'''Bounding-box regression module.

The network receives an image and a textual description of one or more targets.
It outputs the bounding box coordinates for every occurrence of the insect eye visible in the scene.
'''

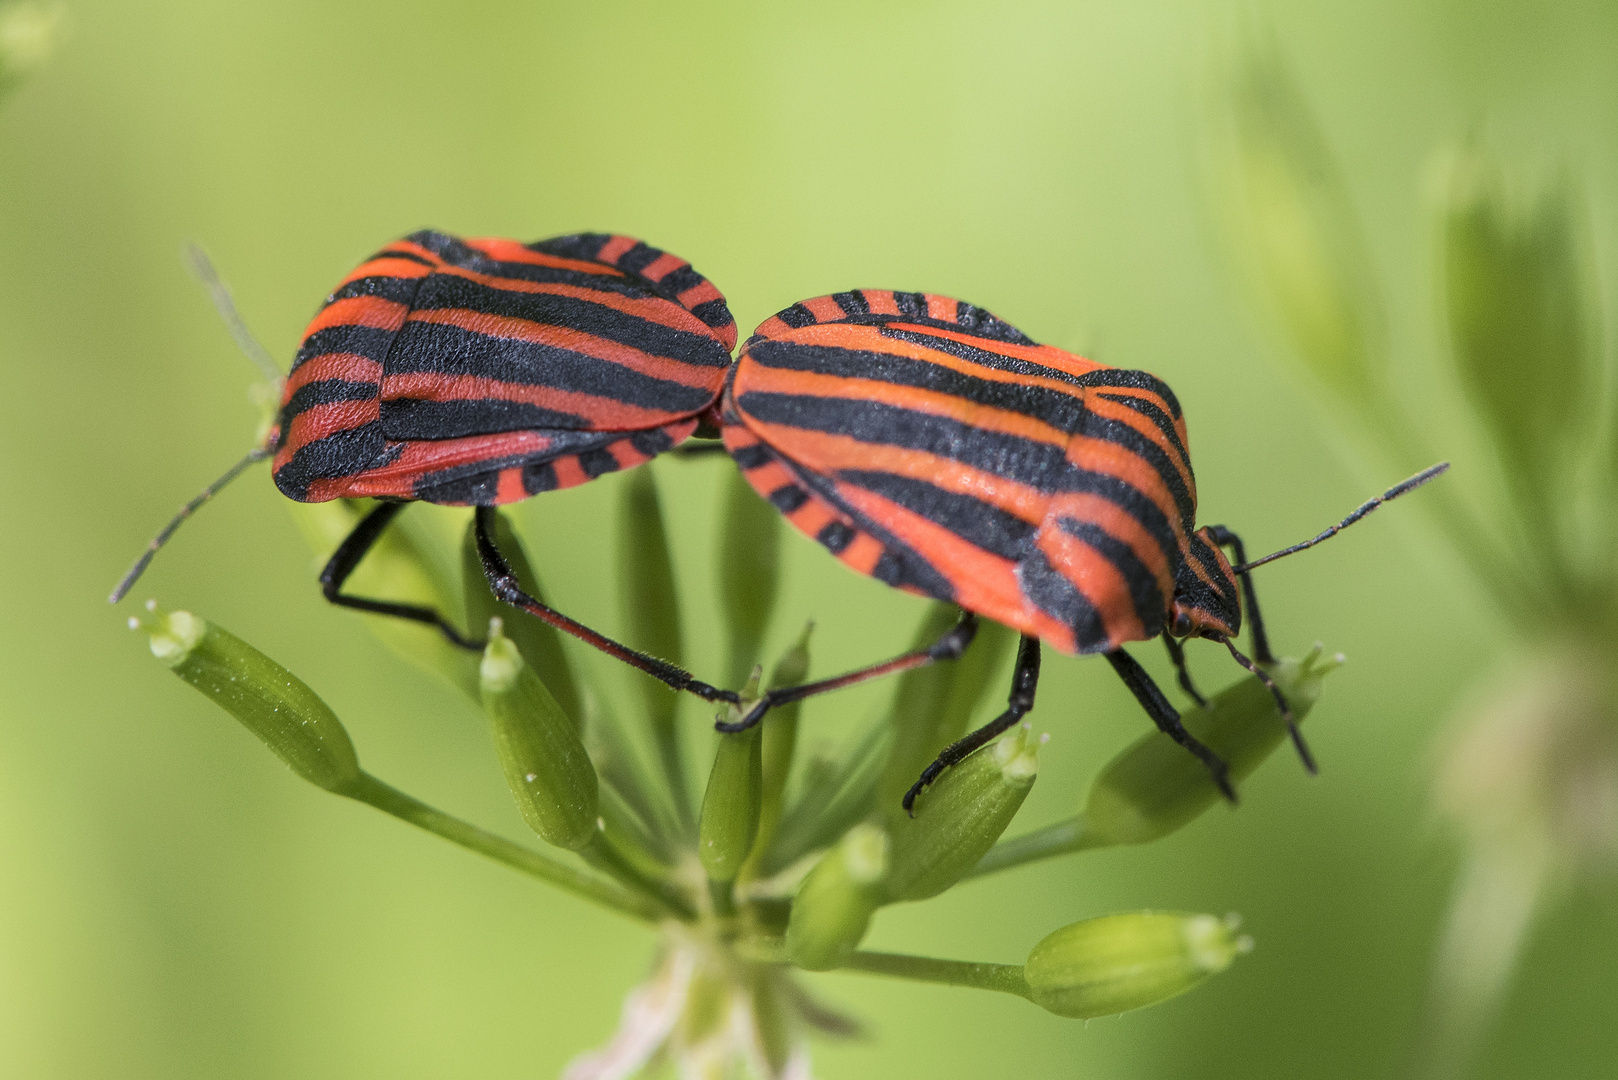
[1173,611,1193,637]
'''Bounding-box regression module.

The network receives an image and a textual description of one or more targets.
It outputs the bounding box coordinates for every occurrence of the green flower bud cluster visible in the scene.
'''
[132,473,1342,1075]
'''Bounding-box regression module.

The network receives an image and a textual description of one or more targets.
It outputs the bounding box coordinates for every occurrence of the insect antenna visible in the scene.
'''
[109,245,285,604]
[109,444,273,602]
[1232,462,1450,574]
[183,242,284,383]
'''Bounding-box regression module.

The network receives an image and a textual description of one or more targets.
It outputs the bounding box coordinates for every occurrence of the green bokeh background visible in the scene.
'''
[2,2,1614,1077]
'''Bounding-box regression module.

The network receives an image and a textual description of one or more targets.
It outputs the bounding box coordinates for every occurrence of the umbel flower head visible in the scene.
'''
[128,462,1339,1075]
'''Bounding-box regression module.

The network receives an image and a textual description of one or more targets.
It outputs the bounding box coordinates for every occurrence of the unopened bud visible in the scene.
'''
[786,824,889,970]
[699,673,765,884]
[1086,648,1340,846]
[132,603,361,794]
[462,512,581,725]
[480,620,598,851]
[887,724,1041,902]
[1026,911,1252,1018]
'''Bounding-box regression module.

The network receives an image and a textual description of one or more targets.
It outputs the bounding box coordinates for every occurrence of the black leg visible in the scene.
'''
[714,612,980,733]
[1222,637,1317,774]
[1162,631,1207,708]
[320,502,485,650]
[903,634,1041,814]
[1203,525,1271,664]
[474,506,738,704]
[1105,647,1235,802]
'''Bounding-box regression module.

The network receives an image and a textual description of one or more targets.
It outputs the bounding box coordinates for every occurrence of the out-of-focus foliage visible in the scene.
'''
[1209,22,1618,1080]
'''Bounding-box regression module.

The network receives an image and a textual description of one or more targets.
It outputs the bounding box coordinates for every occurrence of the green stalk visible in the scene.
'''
[967,816,1102,878]
[838,951,1032,1000]
[345,773,668,923]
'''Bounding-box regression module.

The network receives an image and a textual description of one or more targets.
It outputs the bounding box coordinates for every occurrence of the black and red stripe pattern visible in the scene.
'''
[724,288,1238,656]
[273,231,735,505]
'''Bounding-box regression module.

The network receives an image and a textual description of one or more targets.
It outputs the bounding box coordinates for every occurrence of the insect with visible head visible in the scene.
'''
[112,233,980,726]
[716,290,1446,809]
[112,237,1442,808]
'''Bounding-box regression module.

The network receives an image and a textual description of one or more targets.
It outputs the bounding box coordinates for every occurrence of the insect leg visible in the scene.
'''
[1202,525,1271,664]
[713,611,980,733]
[474,507,739,705]
[1223,637,1317,773]
[1105,647,1235,802]
[1204,527,1315,773]
[902,634,1041,814]
[320,501,485,650]
[1161,631,1207,708]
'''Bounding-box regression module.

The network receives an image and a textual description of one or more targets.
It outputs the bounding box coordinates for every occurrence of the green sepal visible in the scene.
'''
[886,724,1039,902]
[785,823,889,971]
[1025,911,1250,1019]
[461,510,582,726]
[480,621,599,851]
[718,465,782,687]
[135,606,362,794]
[1084,648,1339,847]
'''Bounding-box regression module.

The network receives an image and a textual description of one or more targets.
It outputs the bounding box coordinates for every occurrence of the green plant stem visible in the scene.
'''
[582,835,696,920]
[346,772,669,923]
[967,815,1104,879]
[838,950,1033,1000]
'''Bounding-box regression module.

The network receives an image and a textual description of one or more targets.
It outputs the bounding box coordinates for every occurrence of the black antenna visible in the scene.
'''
[107,245,284,604]
[108,445,272,602]
[1233,462,1450,575]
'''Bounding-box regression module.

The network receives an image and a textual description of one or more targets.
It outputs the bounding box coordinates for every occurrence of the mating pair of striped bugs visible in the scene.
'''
[113,230,1444,811]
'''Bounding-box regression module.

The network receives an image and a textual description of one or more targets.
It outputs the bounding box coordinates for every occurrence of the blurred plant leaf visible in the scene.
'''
[1212,32,1389,418]
[287,500,478,697]
[718,466,782,688]
[616,466,691,823]
[0,3,65,99]
[1439,147,1601,551]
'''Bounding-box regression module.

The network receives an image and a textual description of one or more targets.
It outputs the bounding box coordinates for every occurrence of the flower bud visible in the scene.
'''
[1026,911,1252,1018]
[699,673,766,884]
[132,603,361,794]
[879,605,1015,820]
[480,620,599,851]
[746,624,814,875]
[1085,648,1340,847]
[887,724,1040,902]
[462,511,581,726]
[786,824,889,971]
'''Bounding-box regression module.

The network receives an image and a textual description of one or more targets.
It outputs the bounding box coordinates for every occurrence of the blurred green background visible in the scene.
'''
[2,2,1615,1077]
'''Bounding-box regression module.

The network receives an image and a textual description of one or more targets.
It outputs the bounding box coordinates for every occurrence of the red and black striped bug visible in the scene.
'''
[716,290,1446,809]
[112,233,984,724]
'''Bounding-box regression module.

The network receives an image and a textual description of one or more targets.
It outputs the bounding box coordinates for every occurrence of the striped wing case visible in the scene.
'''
[273,231,735,505]
[724,290,1199,655]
